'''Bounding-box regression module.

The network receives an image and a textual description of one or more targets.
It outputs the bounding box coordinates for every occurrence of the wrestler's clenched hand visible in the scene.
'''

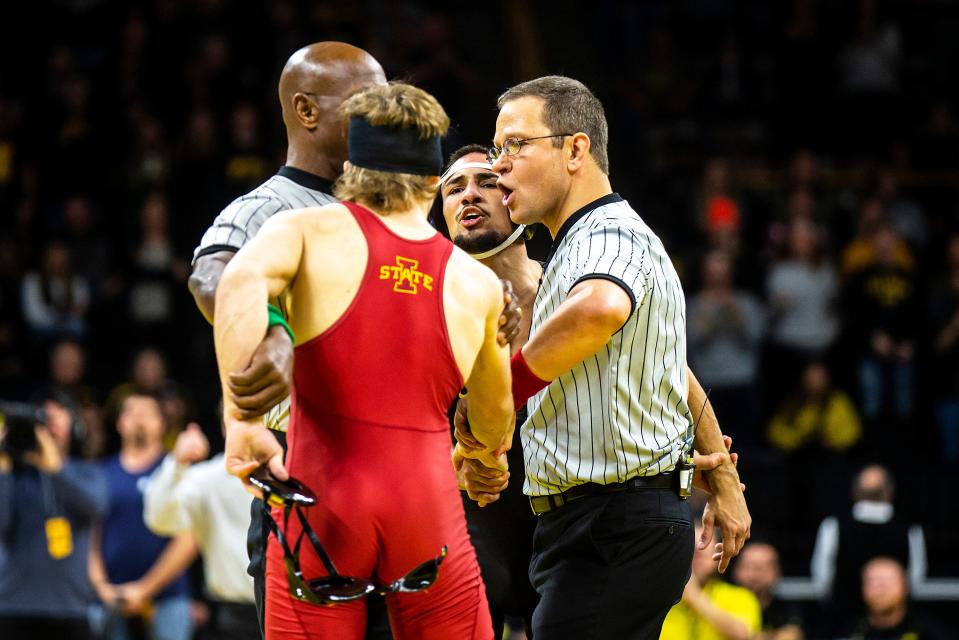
[224,420,287,498]
[453,445,509,507]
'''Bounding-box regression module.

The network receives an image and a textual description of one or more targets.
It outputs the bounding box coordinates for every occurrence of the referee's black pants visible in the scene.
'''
[529,488,693,639]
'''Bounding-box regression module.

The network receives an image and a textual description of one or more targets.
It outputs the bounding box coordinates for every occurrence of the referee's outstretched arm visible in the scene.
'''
[517,278,630,382]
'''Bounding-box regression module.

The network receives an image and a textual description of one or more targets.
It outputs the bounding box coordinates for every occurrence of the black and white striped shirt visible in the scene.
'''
[193,165,337,432]
[523,194,693,497]
[193,165,337,263]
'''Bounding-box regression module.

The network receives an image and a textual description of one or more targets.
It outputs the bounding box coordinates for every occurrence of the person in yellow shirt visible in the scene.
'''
[840,198,915,281]
[767,361,862,452]
[661,523,762,640]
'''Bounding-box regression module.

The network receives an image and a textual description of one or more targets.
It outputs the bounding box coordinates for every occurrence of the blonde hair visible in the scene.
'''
[334,82,450,213]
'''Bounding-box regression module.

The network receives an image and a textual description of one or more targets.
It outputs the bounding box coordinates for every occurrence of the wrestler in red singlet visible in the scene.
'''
[264,201,492,639]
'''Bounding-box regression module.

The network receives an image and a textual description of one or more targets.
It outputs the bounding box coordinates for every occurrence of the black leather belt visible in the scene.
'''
[529,472,676,516]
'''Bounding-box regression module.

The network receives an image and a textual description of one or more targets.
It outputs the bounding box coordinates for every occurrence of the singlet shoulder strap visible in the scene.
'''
[339,201,444,246]
[340,200,375,230]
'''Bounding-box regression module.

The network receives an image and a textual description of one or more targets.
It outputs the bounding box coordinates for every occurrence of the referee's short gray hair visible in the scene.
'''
[497,76,609,175]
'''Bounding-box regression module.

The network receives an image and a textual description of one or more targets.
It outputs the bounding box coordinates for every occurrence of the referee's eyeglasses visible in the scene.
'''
[252,471,448,606]
[487,134,574,164]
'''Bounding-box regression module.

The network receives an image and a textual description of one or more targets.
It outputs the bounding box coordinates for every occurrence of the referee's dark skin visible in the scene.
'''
[188,45,523,639]
[189,43,386,409]
[187,42,394,640]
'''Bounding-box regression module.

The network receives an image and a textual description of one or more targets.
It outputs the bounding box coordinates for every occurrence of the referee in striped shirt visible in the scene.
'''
[461,76,751,639]
[187,42,390,638]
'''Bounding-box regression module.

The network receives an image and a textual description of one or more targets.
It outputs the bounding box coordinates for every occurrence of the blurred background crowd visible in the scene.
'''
[1,0,959,639]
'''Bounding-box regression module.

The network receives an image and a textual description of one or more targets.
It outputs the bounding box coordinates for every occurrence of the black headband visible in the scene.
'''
[348,116,443,176]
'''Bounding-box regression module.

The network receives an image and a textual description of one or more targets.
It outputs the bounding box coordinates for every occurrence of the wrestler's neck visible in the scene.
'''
[367,199,437,239]
[544,168,613,239]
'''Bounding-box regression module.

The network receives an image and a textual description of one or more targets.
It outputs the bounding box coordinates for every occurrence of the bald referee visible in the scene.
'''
[459,76,751,639]
[188,42,389,637]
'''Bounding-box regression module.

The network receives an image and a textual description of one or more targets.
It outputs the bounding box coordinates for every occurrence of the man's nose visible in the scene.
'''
[491,153,510,174]
[460,181,483,202]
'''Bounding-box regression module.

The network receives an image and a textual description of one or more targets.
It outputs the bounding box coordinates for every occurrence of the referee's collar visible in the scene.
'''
[277,165,334,195]
[546,193,624,264]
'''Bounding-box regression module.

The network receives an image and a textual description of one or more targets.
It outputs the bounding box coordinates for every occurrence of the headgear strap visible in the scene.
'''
[469,224,528,260]
[348,117,443,176]
[439,160,495,187]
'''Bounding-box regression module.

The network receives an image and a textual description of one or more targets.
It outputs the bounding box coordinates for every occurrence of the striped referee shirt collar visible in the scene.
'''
[546,192,624,264]
[277,165,335,195]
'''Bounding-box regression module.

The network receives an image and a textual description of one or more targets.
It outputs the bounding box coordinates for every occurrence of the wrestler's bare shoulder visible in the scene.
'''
[266,203,355,235]
[446,245,502,308]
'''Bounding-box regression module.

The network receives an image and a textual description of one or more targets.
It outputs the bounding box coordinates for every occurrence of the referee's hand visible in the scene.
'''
[228,326,294,420]
[692,435,745,493]
[700,471,751,573]
[497,280,523,347]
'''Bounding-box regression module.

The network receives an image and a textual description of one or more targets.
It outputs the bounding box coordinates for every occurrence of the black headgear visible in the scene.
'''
[348,117,443,176]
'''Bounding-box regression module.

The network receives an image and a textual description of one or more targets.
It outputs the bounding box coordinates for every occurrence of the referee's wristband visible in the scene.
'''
[511,348,549,410]
[267,304,295,344]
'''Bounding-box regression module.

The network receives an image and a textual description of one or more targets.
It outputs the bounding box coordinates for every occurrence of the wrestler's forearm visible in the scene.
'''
[214,265,270,419]
[212,213,303,420]
[464,276,516,452]
[688,367,739,490]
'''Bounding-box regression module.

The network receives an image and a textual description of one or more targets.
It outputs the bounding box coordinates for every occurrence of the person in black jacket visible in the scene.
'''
[811,464,925,636]
[0,393,108,639]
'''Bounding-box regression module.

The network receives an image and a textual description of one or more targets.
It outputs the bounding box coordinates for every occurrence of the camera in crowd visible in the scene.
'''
[0,401,47,458]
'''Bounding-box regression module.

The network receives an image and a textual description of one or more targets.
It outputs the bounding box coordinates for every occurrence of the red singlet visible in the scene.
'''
[265,202,493,640]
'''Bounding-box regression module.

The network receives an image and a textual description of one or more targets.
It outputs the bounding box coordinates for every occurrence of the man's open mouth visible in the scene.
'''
[458,206,486,227]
